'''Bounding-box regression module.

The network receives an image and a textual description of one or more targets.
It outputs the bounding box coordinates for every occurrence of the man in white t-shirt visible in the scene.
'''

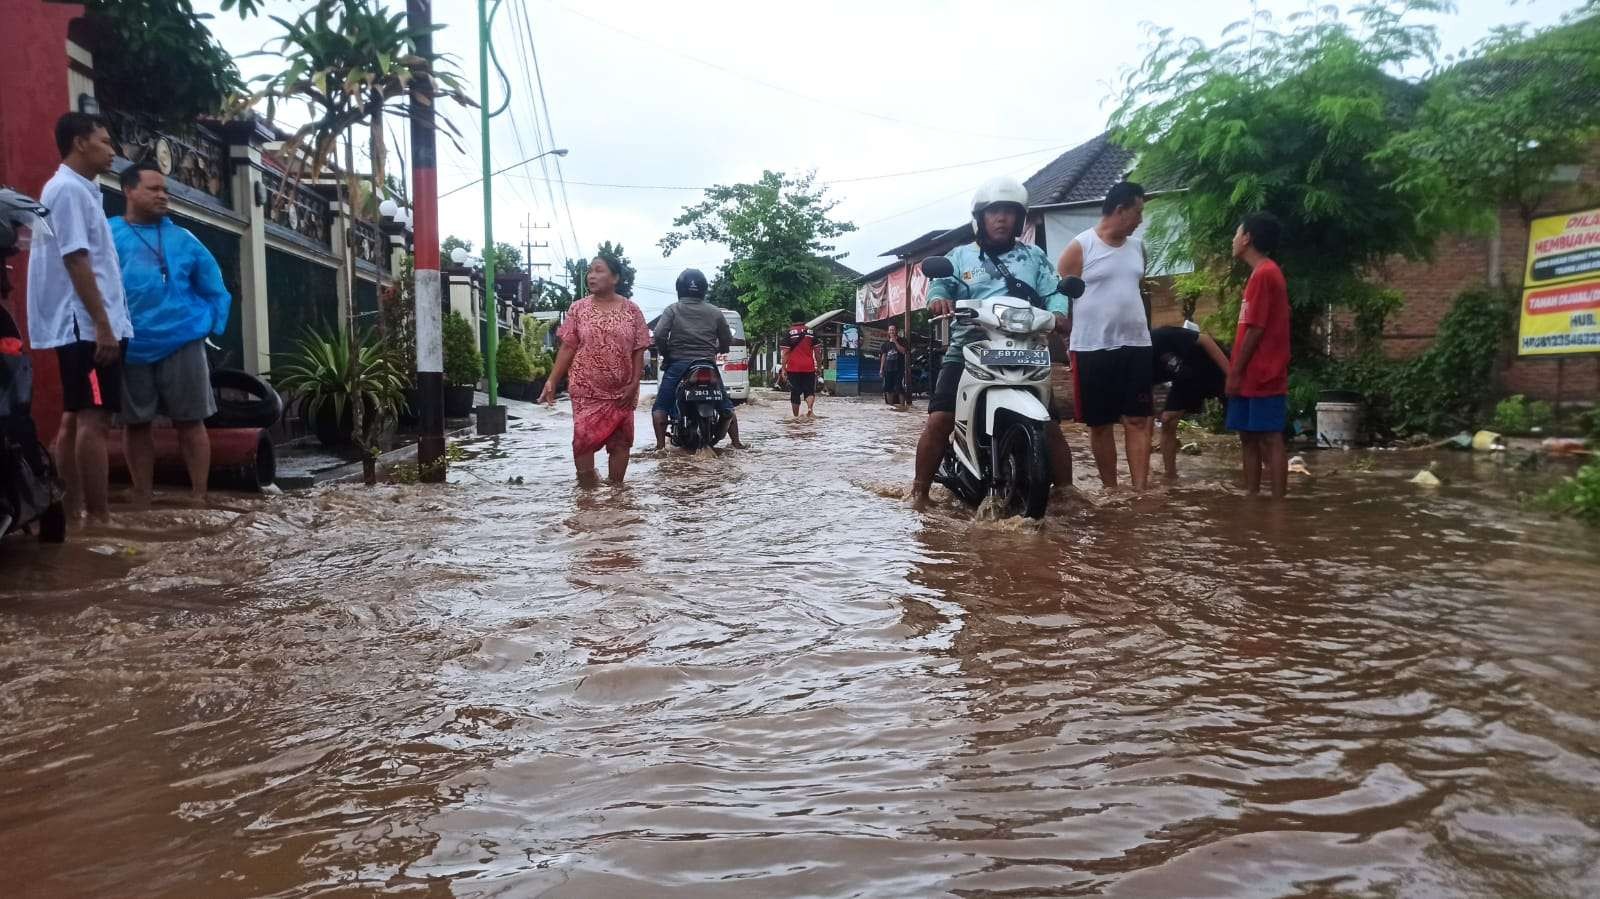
[26,112,133,523]
[1057,181,1153,491]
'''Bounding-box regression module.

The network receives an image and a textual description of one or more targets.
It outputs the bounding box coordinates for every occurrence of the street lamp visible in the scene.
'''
[438,147,570,199]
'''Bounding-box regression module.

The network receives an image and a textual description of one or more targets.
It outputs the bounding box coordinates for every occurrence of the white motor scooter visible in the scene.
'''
[921,256,1083,519]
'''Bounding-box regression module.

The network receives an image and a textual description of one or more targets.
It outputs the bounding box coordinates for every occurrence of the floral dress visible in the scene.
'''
[557,296,651,454]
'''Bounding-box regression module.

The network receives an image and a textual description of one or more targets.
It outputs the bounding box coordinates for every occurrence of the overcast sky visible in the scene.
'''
[197,0,1579,315]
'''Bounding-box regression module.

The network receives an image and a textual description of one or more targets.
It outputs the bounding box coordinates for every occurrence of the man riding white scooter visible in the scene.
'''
[652,268,744,450]
[911,177,1073,510]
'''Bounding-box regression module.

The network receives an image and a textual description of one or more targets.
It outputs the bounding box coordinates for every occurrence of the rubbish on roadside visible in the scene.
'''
[1288,455,1312,476]
[1411,467,1442,487]
[1435,432,1474,450]
[1472,430,1505,452]
[1181,442,1201,456]
[1541,438,1591,457]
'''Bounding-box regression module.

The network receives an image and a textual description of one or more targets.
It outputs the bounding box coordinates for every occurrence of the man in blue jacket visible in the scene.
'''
[110,163,231,506]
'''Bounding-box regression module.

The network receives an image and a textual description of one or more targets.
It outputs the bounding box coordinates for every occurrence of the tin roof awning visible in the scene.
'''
[808,308,853,329]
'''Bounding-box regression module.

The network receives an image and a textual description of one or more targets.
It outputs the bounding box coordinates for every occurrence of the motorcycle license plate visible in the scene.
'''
[980,348,1050,367]
[683,389,720,401]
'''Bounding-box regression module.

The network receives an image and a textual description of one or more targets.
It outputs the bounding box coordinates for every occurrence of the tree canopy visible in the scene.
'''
[660,171,855,341]
[1111,1,1454,357]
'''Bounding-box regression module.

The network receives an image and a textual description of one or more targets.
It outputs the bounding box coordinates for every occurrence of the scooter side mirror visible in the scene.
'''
[1060,276,1085,300]
[920,257,955,279]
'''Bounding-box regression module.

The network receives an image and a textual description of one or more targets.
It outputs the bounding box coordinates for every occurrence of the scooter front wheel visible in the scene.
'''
[994,416,1050,519]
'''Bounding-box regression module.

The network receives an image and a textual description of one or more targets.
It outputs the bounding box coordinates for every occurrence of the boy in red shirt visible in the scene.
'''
[1225,213,1290,498]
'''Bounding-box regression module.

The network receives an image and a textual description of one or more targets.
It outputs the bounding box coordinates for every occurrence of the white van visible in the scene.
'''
[718,309,749,403]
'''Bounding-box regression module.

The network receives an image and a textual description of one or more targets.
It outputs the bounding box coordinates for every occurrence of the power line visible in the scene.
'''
[548,0,1058,144]
[484,142,1071,193]
[521,0,583,260]
[508,0,574,266]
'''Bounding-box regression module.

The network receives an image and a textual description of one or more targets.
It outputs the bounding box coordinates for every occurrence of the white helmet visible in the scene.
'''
[971,176,1028,239]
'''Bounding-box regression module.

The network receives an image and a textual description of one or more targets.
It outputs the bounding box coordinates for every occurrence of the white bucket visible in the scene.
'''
[1316,402,1364,449]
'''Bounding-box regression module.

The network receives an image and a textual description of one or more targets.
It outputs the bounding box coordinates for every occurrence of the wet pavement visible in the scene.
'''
[2,388,1598,897]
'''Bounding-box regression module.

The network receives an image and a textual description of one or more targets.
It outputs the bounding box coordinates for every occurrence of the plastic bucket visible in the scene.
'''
[1316,402,1364,449]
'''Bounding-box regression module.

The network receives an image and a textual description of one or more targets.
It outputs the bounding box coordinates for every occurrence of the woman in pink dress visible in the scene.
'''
[541,255,652,486]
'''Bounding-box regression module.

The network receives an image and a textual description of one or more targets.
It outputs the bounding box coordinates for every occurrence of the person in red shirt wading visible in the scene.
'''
[1225,212,1290,498]
[779,312,824,419]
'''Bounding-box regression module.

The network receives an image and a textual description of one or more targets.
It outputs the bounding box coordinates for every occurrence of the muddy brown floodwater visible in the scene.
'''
[2,388,1598,898]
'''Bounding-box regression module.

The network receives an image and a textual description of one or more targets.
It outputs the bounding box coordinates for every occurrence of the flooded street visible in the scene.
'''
[2,390,1598,898]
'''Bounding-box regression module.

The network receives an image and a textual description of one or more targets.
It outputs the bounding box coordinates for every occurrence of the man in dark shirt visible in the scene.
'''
[1150,325,1230,479]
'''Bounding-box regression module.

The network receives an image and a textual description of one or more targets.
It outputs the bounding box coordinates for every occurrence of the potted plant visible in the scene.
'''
[496,336,535,401]
[270,326,407,452]
[442,311,482,418]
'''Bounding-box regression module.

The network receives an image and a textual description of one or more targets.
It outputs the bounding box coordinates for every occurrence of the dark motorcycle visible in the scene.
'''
[1,188,65,543]
[1,303,65,543]
[667,358,728,452]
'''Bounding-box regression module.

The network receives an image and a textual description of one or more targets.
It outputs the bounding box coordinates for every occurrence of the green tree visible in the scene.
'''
[660,171,855,342]
[706,263,743,314]
[80,0,257,125]
[1111,1,1453,361]
[1384,8,1600,234]
[487,242,523,275]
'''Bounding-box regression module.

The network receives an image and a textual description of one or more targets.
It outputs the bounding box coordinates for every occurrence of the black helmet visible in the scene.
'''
[675,268,709,299]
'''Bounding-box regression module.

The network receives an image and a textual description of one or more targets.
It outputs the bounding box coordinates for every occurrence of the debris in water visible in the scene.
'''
[1472,430,1505,452]
[1411,466,1443,487]
[1288,455,1312,476]
[1181,441,1202,456]
[1542,438,1591,457]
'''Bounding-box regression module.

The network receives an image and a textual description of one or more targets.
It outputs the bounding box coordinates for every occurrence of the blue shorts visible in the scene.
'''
[1227,395,1288,433]
[653,359,733,416]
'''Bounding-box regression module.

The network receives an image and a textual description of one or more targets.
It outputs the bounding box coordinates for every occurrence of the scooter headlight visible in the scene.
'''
[999,306,1036,334]
[964,361,996,381]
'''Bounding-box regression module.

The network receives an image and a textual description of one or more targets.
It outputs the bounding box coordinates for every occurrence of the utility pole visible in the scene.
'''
[475,0,506,434]
[521,213,550,276]
[407,0,446,479]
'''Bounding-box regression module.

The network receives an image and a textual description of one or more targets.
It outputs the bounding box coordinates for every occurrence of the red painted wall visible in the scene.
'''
[0,0,82,444]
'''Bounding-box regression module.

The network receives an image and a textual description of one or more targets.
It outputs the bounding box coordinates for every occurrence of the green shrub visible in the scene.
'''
[1287,370,1322,426]
[1201,396,1228,434]
[1528,399,1555,432]
[1538,458,1600,527]
[1492,394,1557,434]
[442,312,482,387]
[496,336,534,383]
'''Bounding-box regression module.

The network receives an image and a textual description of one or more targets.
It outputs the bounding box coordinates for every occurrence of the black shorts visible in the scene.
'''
[56,340,127,413]
[1071,347,1153,427]
[928,360,1060,420]
[1164,371,1225,415]
[788,371,817,402]
[883,367,904,393]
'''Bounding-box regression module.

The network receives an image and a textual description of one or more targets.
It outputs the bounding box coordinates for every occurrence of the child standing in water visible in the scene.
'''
[1225,213,1290,498]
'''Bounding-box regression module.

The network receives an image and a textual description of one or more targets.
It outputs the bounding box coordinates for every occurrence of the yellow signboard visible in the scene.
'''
[1519,206,1600,356]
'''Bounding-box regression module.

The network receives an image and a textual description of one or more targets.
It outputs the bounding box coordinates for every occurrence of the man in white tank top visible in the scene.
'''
[1057,181,1155,491]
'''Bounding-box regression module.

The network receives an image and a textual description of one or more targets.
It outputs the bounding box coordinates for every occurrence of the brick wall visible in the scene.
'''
[1370,150,1600,404]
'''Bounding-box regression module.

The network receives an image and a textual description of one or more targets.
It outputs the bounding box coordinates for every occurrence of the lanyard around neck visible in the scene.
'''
[127,221,168,283]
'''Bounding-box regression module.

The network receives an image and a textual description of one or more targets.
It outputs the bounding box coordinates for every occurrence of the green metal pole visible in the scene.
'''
[478,0,498,406]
